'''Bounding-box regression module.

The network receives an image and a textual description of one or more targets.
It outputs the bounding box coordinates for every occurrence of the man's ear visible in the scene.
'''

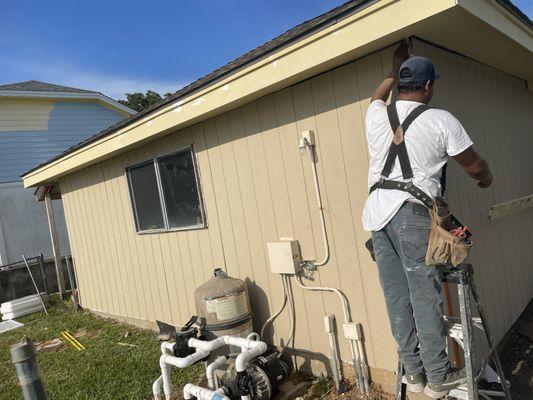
[424,80,432,92]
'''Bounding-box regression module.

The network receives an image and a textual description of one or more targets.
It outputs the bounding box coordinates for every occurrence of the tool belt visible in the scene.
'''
[366,102,472,267]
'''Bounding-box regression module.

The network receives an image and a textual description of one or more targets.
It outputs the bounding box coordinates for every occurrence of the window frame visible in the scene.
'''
[125,145,207,234]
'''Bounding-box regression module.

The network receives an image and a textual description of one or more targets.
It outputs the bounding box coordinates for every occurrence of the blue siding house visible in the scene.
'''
[0,81,134,265]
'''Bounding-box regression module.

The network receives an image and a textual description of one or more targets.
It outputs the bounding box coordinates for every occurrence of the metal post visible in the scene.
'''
[395,359,406,400]
[44,190,65,299]
[458,281,477,400]
[38,253,48,294]
[470,280,512,400]
[22,255,48,315]
[10,339,48,400]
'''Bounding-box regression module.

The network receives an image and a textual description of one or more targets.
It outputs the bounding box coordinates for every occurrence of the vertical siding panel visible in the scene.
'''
[69,175,98,310]
[213,114,251,281]
[93,163,127,317]
[309,71,364,361]
[99,160,134,318]
[104,157,143,318]
[202,119,240,277]
[289,81,337,365]
[225,108,274,329]
[60,178,90,307]
[192,123,226,276]
[353,51,399,369]
[86,164,119,315]
[78,167,109,313]
[330,62,380,366]
[239,102,297,352]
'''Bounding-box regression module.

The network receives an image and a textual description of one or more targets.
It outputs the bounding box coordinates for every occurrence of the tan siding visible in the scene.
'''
[59,42,533,374]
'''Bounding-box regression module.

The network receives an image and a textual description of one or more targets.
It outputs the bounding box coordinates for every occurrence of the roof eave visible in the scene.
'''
[0,89,136,115]
[21,0,532,188]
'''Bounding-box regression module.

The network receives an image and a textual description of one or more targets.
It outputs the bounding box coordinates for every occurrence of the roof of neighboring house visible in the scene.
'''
[0,80,96,94]
[0,80,135,115]
[21,0,533,185]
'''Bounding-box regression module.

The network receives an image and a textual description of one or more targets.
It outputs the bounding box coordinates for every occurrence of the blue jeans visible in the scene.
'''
[372,202,449,383]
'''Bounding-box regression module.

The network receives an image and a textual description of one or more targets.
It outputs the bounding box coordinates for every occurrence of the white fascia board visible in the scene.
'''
[0,90,136,115]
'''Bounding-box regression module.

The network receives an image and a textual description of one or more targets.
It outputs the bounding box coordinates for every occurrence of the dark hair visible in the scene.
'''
[397,80,433,94]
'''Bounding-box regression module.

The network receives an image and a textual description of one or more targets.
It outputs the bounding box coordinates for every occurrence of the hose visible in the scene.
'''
[260,275,288,339]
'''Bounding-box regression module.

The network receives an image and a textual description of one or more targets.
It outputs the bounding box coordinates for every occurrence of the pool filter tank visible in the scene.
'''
[195,268,253,339]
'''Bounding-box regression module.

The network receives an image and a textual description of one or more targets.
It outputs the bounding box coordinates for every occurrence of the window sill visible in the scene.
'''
[136,223,207,235]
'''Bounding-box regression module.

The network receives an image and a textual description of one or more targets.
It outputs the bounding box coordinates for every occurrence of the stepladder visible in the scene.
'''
[396,264,512,400]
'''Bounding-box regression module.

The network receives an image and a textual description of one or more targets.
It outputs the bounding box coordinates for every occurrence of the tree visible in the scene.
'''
[118,90,173,112]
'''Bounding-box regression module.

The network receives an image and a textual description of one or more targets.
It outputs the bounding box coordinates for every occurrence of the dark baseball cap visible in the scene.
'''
[398,56,442,83]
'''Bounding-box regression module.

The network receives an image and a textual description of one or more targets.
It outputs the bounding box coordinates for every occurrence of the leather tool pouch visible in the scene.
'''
[425,202,472,267]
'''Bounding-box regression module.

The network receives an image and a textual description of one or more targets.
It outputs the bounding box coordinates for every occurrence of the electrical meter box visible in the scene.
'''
[267,240,302,275]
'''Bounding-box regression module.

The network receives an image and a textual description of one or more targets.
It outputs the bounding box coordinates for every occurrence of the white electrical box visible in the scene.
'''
[267,240,302,275]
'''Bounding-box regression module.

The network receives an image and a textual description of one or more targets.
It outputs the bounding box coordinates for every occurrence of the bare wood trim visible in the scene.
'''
[488,193,533,220]
[44,190,66,298]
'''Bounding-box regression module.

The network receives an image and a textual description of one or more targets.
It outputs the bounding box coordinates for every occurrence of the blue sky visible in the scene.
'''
[1,0,531,100]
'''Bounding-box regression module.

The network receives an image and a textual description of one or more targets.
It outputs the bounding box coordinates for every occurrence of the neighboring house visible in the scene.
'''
[21,0,533,393]
[0,81,134,265]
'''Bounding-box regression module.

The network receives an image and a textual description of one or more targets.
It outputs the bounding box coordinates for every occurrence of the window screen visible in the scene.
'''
[126,146,205,233]
[158,150,203,229]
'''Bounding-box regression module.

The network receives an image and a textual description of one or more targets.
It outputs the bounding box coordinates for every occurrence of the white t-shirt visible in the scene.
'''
[362,100,473,232]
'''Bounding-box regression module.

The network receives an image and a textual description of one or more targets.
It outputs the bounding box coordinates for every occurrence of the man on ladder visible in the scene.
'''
[362,41,493,398]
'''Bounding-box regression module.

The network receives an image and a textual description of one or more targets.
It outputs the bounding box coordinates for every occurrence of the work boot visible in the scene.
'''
[405,370,426,393]
[424,368,467,399]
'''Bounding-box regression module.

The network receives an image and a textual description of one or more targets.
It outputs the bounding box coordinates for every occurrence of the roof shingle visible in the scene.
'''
[0,80,96,94]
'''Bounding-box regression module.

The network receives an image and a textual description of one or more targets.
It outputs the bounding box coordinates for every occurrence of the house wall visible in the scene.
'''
[0,182,70,265]
[0,98,125,265]
[58,40,533,375]
[0,98,125,183]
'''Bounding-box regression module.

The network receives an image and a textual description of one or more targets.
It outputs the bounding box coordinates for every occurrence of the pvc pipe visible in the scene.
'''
[295,275,367,393]
[308,145,330,267]
[161,348,210,369]
[235,340,267,372]
[324,315,341,391]
[188,336,268,372]
[159,348,210,398]
[206,356,228,389]
[152,375,163,400]
[280,274,295,356]
[183,384,230,400]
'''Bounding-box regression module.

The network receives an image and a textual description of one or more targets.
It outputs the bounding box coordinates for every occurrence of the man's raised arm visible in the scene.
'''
[371,41,410,103]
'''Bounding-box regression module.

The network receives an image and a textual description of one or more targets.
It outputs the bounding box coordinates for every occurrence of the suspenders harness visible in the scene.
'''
[365,101,472,267]
[369,102,433,208]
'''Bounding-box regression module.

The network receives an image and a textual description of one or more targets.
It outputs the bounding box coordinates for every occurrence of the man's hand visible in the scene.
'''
[370,41,411,103]
[392,41,410,75]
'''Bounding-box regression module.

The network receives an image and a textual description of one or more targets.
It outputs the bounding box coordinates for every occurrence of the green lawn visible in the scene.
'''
[0,299,201,399]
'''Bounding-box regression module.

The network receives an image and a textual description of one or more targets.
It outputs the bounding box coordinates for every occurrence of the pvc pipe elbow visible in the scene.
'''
[206,356,228,389]
[235,341,267,372]
[152,375,163,398]
[183,383,230,400]
[161,341,176,355]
